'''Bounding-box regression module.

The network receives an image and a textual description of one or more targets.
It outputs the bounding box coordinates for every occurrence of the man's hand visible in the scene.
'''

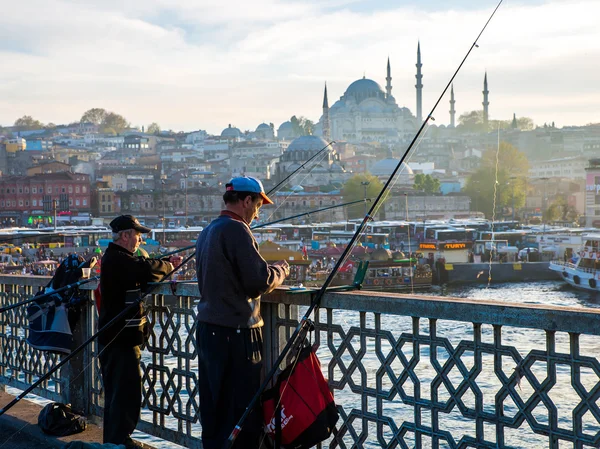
[273,260,290,277]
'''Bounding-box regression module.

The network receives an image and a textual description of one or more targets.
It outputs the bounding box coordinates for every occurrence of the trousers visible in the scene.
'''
[99,344,142,447]
[197,322,263,449]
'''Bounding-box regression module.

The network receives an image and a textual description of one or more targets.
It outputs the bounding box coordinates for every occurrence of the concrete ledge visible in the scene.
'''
[0,392,156,448]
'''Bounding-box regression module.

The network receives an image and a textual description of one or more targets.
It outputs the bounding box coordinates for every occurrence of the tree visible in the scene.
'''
[342,173,383,219]
[101,112,129,134]
[458,110,535,132]
[413,174,440,194]
[290,115,314,136]
[80,108,108,125]
[147,122,161,134]
[14,115,44,131]
[464,142,529,218]
[544,196,579,223]
[457,110,485,133]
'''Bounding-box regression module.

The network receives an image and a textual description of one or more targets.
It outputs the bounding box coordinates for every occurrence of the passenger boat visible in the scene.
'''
[549,234,600,292]
[309,248,432,291]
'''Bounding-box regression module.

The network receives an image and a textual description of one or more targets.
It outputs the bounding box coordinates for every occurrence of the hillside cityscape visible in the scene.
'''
[0,53,599,230]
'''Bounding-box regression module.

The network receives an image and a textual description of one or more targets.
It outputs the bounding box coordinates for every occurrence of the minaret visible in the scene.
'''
[415,41,423,123]
[322,82,330,141]
[482,72,489,130]
[386,57,392,99]
[449,84,456,127]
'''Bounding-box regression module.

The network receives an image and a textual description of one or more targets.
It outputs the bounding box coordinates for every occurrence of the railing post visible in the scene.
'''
[261,293,299,372]
[65,290,93,415]
[261,301,279,373]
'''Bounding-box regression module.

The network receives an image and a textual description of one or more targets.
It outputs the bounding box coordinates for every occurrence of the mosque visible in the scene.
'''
[310,43,491,143]
[311,44,426,143]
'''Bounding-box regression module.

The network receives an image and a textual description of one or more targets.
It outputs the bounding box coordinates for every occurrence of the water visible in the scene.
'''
[427,280,600,308]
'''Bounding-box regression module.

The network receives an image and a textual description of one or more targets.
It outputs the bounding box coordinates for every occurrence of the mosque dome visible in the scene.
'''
[286,135,329,152]
[370,159,413,178]
[221,124,242,138]
[256,123,271,132]
[278,121,293,131]
[343,78,386,103]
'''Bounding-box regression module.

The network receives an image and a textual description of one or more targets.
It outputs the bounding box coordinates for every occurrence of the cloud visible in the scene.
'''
[0,0,599,133]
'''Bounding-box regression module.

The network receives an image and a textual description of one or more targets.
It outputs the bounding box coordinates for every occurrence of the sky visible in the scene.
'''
[1,0,599,135]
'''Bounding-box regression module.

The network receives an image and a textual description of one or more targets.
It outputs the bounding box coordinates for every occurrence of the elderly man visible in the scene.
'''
[98,215,173,448]
[195,176,290,449]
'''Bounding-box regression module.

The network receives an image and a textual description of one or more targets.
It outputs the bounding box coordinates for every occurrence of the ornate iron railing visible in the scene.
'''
[1,276,600,448]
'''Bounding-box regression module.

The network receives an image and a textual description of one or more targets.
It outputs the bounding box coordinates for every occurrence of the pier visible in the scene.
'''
[0,275,599,447]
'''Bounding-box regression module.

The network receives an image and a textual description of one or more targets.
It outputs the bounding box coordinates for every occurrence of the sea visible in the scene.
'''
[7,280,600,448]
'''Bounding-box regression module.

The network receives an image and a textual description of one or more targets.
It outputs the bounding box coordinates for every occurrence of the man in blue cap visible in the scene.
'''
[195,176,290,449]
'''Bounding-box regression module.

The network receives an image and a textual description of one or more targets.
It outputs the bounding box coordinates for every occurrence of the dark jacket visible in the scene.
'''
[99,242,172,347]
[195,212,287,328]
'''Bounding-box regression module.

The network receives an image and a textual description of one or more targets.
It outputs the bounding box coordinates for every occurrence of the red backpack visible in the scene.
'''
[262,344,338,448]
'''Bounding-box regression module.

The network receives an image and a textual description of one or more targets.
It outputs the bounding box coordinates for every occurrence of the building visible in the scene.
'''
[123,135,154,155]
[275,135,348,187]
[26,161,72,176]
[383,192,471,220]
[269,190,345,222]
[313,52,423,142]
[0,172,91,225]
[585,158,600,227]
[529,155,589,180]
[254,123,275,140]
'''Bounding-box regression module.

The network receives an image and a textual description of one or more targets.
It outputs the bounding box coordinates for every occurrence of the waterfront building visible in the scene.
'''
[0,172,91,225]
[383,192,471,220]
[529,155,589,180]
[585,158,600,227]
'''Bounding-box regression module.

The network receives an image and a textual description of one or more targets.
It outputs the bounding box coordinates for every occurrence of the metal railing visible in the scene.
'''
[1,276,600,448]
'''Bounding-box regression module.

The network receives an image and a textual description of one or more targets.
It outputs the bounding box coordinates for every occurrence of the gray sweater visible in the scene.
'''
[195,212,287,328]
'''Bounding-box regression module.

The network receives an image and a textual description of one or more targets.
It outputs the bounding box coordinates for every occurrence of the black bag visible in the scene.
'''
[38,402,87,436]
[27,254,96,354]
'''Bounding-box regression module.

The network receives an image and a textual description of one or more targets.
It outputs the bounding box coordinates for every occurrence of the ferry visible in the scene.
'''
[309,248,432,291]
[549,234,600,292]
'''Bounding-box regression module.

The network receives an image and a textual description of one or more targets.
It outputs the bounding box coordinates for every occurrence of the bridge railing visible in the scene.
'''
[1,275,600,448]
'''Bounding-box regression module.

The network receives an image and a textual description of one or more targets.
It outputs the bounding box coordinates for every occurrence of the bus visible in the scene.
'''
[479,231,530,248]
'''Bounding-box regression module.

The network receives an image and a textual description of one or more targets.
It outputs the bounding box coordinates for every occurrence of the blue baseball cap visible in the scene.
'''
[225,176,273,204]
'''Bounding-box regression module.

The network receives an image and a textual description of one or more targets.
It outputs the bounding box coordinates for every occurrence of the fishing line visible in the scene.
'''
[405,194,415,294]
[319,122,431,294]
[263,149,333,223]
[487,125,501,287]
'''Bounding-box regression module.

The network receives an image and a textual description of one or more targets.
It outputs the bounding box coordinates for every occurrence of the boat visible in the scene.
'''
[308,248,432,291]
[549,234,600,292]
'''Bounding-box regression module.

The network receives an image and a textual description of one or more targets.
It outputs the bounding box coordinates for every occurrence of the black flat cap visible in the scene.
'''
[109,215,152,234]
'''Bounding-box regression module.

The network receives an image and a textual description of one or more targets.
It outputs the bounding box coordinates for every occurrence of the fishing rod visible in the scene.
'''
[252,198,371,229]
[0,274,99,314]
[0,251,194,418]
[224,1,504,447]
